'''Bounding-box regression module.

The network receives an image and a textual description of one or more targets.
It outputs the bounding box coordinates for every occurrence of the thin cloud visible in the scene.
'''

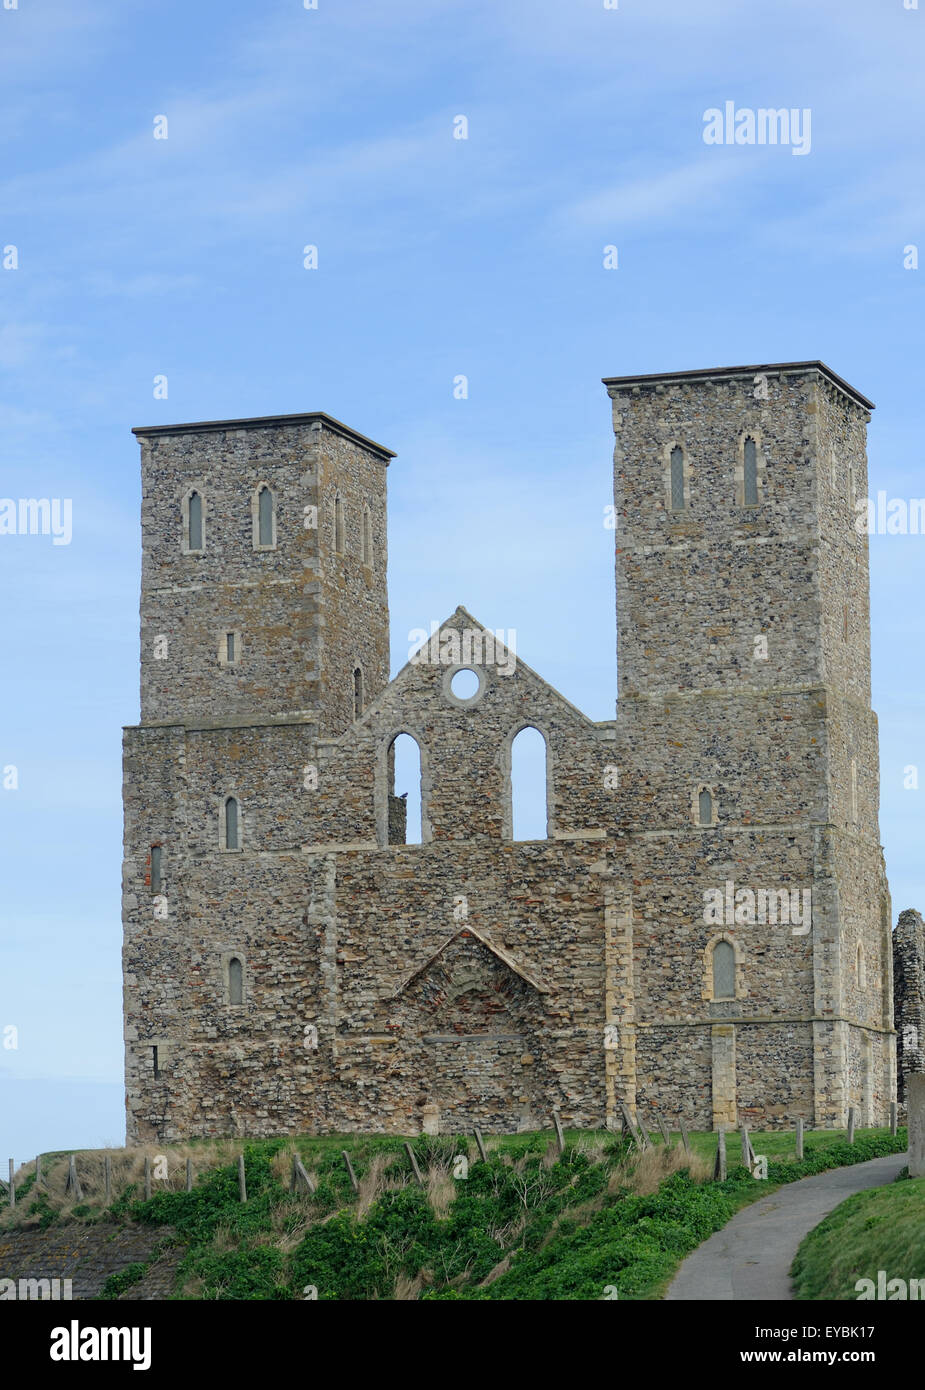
[559,158,747,230]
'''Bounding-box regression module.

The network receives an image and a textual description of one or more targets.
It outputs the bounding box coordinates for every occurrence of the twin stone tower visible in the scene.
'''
[122,361,894,1144]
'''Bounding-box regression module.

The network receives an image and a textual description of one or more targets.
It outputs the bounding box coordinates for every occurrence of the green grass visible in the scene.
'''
[791,1175,925,1300]
[127,1128,905,1300]
[10,1127,907,1300]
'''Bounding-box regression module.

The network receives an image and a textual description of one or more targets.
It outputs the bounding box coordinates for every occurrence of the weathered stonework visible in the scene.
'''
[123,365,896,1141]
[893,908,925,1101]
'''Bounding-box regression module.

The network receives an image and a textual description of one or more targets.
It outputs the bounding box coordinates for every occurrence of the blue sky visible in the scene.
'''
[1,0,924,1161]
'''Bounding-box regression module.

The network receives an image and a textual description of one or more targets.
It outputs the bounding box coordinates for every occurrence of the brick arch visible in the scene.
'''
[394,935,548,1132]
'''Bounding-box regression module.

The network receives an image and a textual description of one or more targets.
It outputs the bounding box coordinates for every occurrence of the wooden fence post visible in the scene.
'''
[66,1154,83,1201]
[636,1114,652,1150]
[291,1155,315,1194]
[238,1154,247,1203]
[341,1151,359,1194]
[713,1128,727,1182]
[404,1142,424,1186]
[796,1117,804,1160]
[473,1129,488,1163]
[740,1125,756,1168]
[619,1101,641,1148]
[655,1112,672,1148]
[678,1119,691,1155]
[551,1111,565,1155]
[847,1106,856,1144]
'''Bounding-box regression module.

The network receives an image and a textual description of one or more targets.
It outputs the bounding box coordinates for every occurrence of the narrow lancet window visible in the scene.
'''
[188,490,203,550]
[224,796,240,850]
[229,957,244,1005]
[670,447,685,510]
[334,493,345,553]
[150,845,162,894]
[743,438,758,505]
[713,940,735,999]
[362,506,373,566]
[258,486,274,546]
[509,726,549,841]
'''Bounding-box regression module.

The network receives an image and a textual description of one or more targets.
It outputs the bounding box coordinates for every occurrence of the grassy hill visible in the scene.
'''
[1,1127,907,1300]
[791,1174,925,1300]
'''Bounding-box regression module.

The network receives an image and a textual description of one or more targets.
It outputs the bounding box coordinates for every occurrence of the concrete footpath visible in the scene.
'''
[666,1153,908,1301]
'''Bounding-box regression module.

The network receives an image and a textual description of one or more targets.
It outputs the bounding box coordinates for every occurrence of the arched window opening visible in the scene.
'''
[258,486,274,547]
[334,492,345,554]
[510,726,548,841]
[743,438,759,505]
[150,845,162,894]
[713,940,736,1000]
[698,787,713,826]
[187,490,203,551]
[857,943,866,991]
[228,956,244,1005]
[362,505,373,567]
[224,796,240,851]
[670,446,685,511]
[353,667,364,720]
[390,734,422,844]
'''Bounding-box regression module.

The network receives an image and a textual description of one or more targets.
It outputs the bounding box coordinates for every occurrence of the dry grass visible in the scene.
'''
[573,1134,609,1165]
[541,1140,561,1168]
[356,1152,392,1219]
[608,1139,711,1198]
[478,1255,512,1287]
[2,1138,255,1229]
[392,1270,424,1300]
[424,1160,457,1219]
[207,1223,237,1255]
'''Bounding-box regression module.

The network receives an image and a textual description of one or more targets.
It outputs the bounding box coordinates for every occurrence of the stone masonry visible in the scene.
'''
[894,908,924,1101]
[122,364,897,1141]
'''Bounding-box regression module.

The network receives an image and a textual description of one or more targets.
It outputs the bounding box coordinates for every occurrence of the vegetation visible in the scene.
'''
[791,1174,925,1300]
[2,1127,907,1300]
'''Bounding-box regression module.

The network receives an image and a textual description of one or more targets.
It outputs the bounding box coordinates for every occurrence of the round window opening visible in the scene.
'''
[450,667,481,702]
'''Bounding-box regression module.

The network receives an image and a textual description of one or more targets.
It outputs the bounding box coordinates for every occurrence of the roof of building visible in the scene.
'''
[601,360,875,411]
[132,411,395,460]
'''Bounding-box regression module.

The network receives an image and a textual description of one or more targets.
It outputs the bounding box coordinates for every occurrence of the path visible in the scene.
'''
[666,1152,907,1300]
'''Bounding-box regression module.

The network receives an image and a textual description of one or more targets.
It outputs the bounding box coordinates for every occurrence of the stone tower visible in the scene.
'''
[122,411,394,1143]
[603,362,894,1128]
[132,412,394,734]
